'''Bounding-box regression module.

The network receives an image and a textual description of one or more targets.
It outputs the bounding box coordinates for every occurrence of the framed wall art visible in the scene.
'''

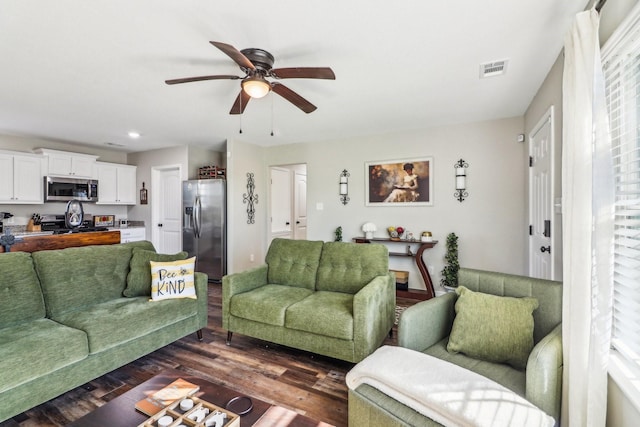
[366,157,433,206]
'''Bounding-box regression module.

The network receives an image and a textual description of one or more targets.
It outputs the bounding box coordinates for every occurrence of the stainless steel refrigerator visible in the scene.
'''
[182,179,226,282]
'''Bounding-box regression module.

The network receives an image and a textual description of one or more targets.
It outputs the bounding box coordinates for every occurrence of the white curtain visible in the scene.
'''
[561,6,614,427]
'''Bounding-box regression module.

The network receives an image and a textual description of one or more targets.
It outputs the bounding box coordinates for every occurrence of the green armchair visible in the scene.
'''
[398,268,563,421]
[348,268,562,426]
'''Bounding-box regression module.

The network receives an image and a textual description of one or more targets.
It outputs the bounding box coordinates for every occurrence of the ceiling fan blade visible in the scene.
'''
[229,90,251,115]
[271,67,335,80]
[210,41,255,70]
[271,83,317,114]
[165,75,241,85]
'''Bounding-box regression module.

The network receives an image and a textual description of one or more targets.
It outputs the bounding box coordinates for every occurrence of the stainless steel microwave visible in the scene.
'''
[44,176,98,202]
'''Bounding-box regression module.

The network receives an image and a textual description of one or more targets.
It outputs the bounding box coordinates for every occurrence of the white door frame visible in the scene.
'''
[528,106,556,279]
[294,171,307,240]
[151,164,182,251]
[269,166,293,242]
[268,164,307,243]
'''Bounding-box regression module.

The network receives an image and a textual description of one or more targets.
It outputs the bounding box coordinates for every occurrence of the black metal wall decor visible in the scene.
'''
[339,169,350,205]
[454,159,468,202]
[242,172,258,224]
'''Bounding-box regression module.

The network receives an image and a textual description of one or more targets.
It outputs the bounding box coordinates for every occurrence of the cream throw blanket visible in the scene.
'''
[346,346,554,427]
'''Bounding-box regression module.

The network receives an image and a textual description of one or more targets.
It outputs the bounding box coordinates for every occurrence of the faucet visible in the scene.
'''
[0,212,12,233]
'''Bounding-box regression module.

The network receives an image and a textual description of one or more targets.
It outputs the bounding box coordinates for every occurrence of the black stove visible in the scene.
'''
[40,215,109,234]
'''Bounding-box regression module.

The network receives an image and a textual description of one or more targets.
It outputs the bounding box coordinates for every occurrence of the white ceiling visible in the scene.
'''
[0,0,588,153]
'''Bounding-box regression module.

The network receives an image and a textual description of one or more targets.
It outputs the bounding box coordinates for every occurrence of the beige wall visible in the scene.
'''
[263,117,527,291]
[0,134,129,224]
[187,146,224,180]
[226,138,267,274]
[127,145,224,241]
[0,133,128,163]
[127,145,189,239]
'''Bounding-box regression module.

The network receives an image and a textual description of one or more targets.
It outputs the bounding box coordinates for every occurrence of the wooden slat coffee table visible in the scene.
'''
[68,369,332,427]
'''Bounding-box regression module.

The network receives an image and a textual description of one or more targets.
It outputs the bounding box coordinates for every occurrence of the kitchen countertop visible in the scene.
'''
[108,226,145,230]
[11,231,55,238]
[7,228,144,238]
[0,230,121,253]
[5,224,145,236]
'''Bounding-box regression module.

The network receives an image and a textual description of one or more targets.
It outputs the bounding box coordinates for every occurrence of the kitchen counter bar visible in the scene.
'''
[0,230,121,253]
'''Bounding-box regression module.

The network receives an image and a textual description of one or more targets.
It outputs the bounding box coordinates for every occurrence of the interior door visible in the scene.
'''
[154,166,182,254]
[294,171,307,240]
[270,167,292,241]
[529,109,554,279]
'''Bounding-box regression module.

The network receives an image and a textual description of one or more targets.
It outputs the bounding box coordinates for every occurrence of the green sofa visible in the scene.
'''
[222,238,396,363]
[348,268,563,426]
[0,241,208,422]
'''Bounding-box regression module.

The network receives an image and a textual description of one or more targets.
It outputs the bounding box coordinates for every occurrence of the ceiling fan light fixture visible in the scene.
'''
[242,77,271,98]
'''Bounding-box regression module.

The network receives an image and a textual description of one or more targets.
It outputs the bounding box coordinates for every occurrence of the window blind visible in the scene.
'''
[603,14,640,367]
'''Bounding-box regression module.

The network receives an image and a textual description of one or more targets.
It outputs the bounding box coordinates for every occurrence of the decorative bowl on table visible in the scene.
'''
[388,226,404,241]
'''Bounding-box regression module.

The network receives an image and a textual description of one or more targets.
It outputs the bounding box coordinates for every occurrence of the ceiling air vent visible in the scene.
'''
[480,59,508,78]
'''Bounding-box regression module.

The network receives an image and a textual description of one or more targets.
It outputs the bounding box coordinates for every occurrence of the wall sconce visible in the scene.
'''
[454,159,468,202]
[339,169,350,205]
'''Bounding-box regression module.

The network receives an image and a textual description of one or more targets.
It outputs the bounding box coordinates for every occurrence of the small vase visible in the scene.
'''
[442,285,458,293]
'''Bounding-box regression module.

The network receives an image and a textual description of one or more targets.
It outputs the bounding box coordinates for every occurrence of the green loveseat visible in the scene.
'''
[348,268,563,426]
[0,241,208,422]
[222,238,395,363]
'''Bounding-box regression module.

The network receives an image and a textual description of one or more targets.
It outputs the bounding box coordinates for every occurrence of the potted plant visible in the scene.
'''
[440,232,459,289]
[335,226,343,242]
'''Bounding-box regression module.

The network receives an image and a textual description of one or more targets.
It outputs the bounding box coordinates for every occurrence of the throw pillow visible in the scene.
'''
[124,248,188,297]
[150,257,197,301]
[446,286,539,370]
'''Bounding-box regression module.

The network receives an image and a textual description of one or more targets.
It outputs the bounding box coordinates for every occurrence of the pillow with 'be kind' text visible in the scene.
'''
[149,257,197,301]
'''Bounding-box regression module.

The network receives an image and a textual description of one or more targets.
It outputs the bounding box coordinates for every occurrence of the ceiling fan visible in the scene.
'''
[165,41,336,115]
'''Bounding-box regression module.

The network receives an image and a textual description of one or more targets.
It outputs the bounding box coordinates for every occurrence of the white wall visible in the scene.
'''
[263,117,527,291]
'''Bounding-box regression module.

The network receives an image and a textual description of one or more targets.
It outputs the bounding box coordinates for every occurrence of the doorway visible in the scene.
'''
[151,165,182,254]
[269,164,307,243]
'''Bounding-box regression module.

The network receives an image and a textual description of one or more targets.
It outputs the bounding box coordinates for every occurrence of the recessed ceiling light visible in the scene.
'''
[128,131,141,139]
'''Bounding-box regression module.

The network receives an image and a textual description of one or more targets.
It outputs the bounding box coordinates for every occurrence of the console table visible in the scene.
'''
[353,237,438,300]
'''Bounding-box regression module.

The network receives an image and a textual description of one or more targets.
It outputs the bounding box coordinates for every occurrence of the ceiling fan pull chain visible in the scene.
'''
[270,93,274,136]
[239,95,243,134]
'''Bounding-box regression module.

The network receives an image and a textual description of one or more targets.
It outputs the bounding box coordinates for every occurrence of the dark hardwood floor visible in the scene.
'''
[2,284,412,427]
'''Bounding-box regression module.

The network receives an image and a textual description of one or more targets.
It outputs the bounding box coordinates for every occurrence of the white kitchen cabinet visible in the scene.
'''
[96,162,137,205]
[119,227,146,243]
[0,152,43,204]
[35,148,98,178]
